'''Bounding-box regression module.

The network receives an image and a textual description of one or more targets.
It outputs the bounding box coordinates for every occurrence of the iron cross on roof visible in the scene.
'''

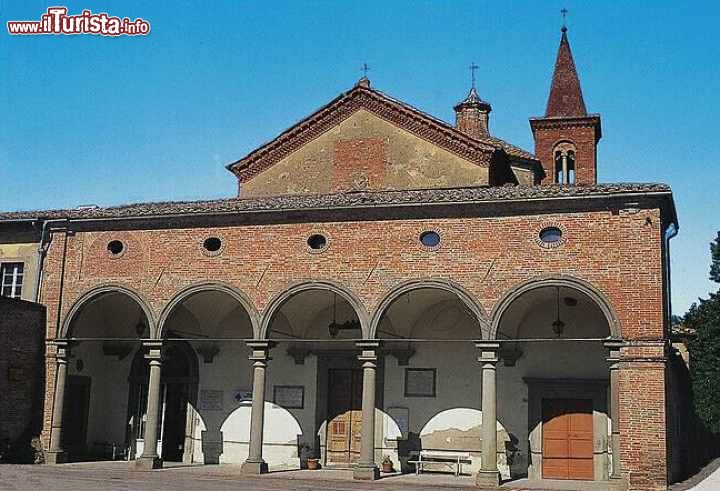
[469,63,479,89]
[561,8,568,31]
[361,63,370,78]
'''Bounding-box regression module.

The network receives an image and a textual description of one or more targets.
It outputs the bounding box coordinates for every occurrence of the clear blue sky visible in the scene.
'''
[1,1,718,315]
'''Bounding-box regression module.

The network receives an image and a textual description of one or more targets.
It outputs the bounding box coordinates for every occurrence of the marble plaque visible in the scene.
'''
[199,389,223,410]
[274,385,304,409]
[405,368,436,397]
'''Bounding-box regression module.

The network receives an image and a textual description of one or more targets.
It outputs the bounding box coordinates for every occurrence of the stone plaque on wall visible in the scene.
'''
[405,368,436,397]
[199,389,223,410]
[273,385,304,409]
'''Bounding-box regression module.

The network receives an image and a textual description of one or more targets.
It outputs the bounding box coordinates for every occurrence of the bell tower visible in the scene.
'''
[530,25,601,185]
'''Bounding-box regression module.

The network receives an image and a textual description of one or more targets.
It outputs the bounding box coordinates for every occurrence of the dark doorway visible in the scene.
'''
[126,341,198,463]
[62,375,91,460]
[542,398,594,480]
[326,368,363,466]
[161,383,189,462]
[159,342,197,463]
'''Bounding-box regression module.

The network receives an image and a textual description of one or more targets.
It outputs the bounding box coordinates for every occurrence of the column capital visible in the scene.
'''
[475,341,500,364]
[51,339,73,360]
[604,339,625,363]
[142,340,163,361]
[474,340,501,351]
[246,340,274,361]
[356,340,381,362]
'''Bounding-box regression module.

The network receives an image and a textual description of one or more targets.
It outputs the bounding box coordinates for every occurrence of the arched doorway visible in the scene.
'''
[493,280,615,483]
[264,285,367,469]
[157,285,255,465]
[61,288,151,462]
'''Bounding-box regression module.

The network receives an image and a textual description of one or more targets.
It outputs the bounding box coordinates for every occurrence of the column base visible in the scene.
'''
[135,456,163,470]
[44,450,66,464]
[240,460,268,475]
[475,469,501,488]
[353,464,380,480]
[608,476,628,490]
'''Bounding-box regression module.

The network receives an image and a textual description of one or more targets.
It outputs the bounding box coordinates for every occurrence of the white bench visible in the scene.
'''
[408,450,471,476]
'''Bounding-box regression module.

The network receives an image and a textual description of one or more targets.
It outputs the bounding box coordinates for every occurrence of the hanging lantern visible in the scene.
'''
[551,286,565,337]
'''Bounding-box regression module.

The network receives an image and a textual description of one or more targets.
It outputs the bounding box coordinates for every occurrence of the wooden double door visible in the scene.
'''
[542,398,594,480]
[326,369,363,466]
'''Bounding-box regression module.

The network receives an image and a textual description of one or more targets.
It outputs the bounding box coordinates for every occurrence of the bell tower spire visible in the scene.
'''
[545,22,587,117]
[530,18,601,185]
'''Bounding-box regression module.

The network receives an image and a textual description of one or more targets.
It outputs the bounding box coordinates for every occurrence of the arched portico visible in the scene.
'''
[490,275,621,484]
[61,283,155,339]
[259,281,370,340]
[156,282,260,339]
[490,275,621,340]
[369,279,501,485]
[369,279,490,339]
[247,281,377,477]
[134,283,258,469]
[47,285,154,465]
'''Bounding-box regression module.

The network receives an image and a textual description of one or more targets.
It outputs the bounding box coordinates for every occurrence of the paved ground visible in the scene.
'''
[5,458,720,491]
[0,462,605,491]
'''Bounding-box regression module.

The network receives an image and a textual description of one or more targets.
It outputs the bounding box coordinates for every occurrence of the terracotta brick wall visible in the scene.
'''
[38,206,667,488]
[532,123,598,185]
[619,344,668,491]
[331,139,386,192]
[0,297,45,461]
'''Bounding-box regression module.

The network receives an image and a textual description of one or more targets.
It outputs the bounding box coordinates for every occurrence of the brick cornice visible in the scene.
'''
[530,114,602,140]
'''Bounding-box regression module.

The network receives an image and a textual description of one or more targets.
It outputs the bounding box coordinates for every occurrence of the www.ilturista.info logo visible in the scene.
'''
[7,7,150,36]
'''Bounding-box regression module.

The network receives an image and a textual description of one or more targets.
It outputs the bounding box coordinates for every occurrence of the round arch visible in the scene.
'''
[156,281,261,339]
[60,283,155,339]
[369,279,490,339]
[490,274,621,339]
[259,281,370,339]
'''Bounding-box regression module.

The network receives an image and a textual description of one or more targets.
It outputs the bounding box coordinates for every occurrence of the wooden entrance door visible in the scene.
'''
[326,369,363,466]
[542,398,594,480]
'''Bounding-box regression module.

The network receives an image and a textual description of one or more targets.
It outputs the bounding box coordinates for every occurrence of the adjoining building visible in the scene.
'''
[0,27,685,491]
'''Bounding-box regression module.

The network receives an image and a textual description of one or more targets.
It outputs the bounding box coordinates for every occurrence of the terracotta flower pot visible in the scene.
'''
[307,458,320,470]
[381,462,394,473]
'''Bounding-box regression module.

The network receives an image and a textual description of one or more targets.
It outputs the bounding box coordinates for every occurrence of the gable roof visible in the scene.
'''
[227,80,538,182]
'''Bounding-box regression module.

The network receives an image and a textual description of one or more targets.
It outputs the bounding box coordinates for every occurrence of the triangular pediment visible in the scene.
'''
[228,83,523,196]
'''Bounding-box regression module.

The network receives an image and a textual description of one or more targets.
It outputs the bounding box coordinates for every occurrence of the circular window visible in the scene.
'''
[539,227,563,245]
[107,240,125,256]
[419,231,441,248]
[307,234,328,251]
[203,237,222,253]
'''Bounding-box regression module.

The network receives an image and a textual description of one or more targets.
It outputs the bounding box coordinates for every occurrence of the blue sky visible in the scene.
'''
[1,1,718,315]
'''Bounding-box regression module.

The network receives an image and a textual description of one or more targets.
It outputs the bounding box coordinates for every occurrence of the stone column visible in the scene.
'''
[475,341,501,487]
[241,341,271,475]
[605,340,623,481]
[353,341,380,480]
[135,341,163,470]
[46,340,70,464]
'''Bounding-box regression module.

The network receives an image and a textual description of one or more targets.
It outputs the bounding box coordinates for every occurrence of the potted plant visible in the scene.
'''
[381,455,395,473]
[307,457,320,470]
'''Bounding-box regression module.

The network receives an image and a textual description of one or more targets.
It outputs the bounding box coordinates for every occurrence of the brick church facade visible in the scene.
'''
[0,28,683,490]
